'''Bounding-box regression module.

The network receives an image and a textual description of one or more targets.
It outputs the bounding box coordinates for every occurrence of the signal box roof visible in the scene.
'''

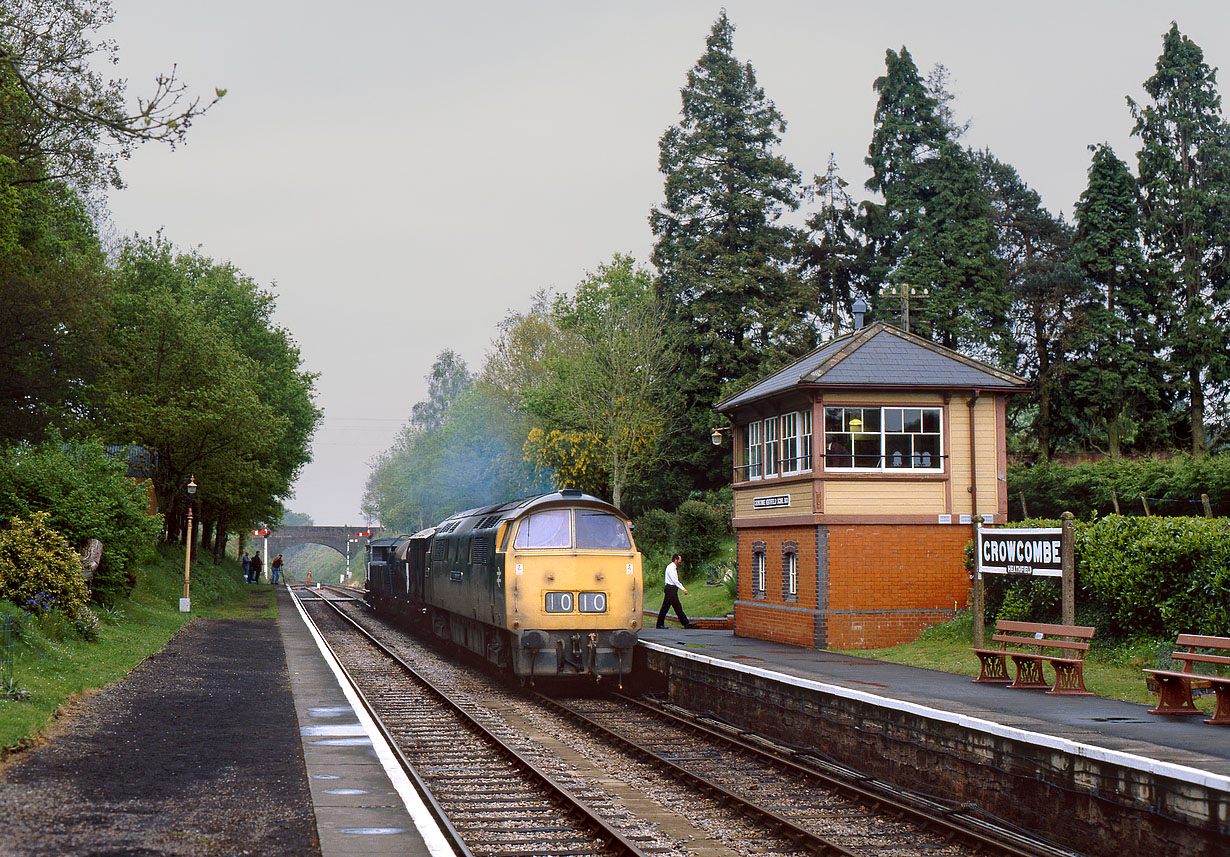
[716,322,1027,412]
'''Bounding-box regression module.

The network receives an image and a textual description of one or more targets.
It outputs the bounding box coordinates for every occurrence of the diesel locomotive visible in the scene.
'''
[365,489,643,680]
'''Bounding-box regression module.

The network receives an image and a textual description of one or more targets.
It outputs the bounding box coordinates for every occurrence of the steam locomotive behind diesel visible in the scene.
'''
[365,490,643,679]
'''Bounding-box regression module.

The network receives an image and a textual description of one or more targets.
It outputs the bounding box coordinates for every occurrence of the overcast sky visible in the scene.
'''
[100,1,1230,527]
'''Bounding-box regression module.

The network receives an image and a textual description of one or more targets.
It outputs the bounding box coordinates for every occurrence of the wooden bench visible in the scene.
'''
[971,620,1096,695]
[1143,634,1230,726]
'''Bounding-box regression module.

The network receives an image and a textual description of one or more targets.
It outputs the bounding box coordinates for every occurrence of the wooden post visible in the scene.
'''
[1110,488,1120,514]
[1202,493,1213,519]
[1019,491,1028,520]
[972,515,985,648]
[1140,492,1152,517]
[1061,511,1075,627]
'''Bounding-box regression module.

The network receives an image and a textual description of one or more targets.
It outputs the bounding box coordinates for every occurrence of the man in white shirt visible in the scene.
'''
[656,553,693,629]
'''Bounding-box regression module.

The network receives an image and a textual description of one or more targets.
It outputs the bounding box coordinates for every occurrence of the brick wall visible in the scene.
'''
[735,524,971,649]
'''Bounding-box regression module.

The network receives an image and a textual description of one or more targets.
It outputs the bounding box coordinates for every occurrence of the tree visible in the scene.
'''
[975,150,1081,459]
[863,46,947,291]
[1130,23,1230,456]
[863,49,1008,353]
[0,175,109,442]
[650,11,804,497]
[800,154,867,338]
[410,349,473,433]
[99,236,317,556]
[1070,144,1168,456]
[0,0,222,193]
[543,255,679,509]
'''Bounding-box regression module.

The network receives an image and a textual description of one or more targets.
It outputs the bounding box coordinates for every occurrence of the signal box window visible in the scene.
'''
[514,509,571,549]
[824,406,942,471]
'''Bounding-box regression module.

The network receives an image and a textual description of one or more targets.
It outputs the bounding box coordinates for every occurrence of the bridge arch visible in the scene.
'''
[260,526,378,560]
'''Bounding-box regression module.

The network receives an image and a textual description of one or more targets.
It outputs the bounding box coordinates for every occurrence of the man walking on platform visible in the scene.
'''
[656,553,693,629]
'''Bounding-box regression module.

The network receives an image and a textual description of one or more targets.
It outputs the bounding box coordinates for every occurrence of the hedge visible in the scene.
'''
[979,515,1230,639]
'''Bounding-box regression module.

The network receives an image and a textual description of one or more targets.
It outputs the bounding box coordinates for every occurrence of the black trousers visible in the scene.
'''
[656,584,690,628]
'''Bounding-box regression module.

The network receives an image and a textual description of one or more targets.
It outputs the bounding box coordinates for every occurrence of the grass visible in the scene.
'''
[833,611,1218,712]
[0,544,274,756]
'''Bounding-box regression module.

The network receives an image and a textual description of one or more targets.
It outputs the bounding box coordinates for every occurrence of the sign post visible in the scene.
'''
[975,515,1075,638]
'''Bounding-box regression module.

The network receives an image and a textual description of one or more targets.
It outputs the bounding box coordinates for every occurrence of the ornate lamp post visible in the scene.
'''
[181,475,197,612]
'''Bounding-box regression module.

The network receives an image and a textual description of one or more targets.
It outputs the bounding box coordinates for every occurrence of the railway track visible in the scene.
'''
[298,585,1084,857]
[296,586,657,857]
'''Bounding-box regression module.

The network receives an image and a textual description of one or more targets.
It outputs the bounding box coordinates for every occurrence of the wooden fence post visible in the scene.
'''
[1202,493,1213,518]
[1110,489,1120,514]
[1140,492,1152,517]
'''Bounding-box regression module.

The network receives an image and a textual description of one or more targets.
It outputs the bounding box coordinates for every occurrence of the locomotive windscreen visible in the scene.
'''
[575,511,631,550]
[514,509,571,549]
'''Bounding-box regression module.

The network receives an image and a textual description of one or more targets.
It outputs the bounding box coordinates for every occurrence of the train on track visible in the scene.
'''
[365,490,643,681]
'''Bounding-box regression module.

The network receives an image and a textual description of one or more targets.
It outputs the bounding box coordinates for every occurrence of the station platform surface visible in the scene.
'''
[278,584,451,857]
[639,625,1230,787]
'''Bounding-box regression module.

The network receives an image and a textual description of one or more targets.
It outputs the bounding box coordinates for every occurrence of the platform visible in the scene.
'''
[278,584,453,857]
[636,626,1230,857]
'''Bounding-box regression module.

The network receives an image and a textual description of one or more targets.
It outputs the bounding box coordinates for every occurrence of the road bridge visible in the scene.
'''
[257,525,379,559]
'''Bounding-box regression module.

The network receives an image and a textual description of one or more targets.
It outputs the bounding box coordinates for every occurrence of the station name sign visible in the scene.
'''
[752,495,791,509]
[978,528,1063,577]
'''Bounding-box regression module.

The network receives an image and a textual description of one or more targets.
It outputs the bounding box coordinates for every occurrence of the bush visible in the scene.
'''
[632,508,676,557]
[1009,455,1230,521]
[974,514,1230,639]
[0,512,90,620]
[0,436,161,603]
[675,499,727,579]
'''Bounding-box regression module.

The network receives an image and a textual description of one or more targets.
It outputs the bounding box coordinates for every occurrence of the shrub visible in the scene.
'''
[632,508,676,557]
[675,499,726,579]
[0,436,161,603]
[0,512,90,620]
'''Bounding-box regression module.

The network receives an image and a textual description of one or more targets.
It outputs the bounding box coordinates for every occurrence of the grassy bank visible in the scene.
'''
[0,544,275,756]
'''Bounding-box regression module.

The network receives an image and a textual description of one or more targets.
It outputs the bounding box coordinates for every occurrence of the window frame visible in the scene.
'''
[823,405,944,473]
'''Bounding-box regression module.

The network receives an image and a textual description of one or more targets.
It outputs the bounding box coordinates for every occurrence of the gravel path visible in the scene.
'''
[0,615,319,857]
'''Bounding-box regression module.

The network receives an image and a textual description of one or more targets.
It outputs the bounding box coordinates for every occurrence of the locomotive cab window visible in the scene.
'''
[513,509,572,549]
[575,512,631,550]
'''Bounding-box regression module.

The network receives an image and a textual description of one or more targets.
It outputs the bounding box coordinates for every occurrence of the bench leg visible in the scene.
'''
[972,652,1011,684]
[1047,662,1092,696]
[1205,686,1230,726]
[1007,656,1051,690]
[1146,673,1201,716]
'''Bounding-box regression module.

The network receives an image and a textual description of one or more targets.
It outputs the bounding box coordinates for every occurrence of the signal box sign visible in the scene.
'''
[978,528,1063,577]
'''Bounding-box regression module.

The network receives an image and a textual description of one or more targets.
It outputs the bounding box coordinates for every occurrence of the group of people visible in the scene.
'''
[241,552,283,584]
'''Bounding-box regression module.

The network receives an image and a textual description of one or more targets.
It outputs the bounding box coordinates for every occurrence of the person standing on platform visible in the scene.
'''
[249,551,263,584]
[270,554,283,585]
[656,553,693,629]
[241,551,251,582]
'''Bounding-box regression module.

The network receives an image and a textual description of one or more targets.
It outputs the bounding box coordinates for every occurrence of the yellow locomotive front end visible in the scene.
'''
[500,493,642,678]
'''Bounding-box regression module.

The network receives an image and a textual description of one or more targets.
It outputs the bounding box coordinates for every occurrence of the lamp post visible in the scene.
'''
[181,475,197,612]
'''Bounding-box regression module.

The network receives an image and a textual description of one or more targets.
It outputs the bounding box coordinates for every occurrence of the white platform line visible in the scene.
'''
[290,590,458,856]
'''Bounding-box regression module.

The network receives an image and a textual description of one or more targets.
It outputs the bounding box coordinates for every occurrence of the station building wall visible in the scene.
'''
[734,523,971,649]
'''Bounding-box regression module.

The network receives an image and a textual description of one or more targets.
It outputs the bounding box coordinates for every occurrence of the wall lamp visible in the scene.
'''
[711,426,731,446]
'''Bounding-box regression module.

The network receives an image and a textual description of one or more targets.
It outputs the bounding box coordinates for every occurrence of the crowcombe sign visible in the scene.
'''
[977,528,1063,577]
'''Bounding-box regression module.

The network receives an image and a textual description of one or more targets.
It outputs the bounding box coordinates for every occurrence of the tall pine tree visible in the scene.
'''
[650,11,803,496]
[800,154,866,339]
[1130,23,1230,456]
[1070,144,1168,457]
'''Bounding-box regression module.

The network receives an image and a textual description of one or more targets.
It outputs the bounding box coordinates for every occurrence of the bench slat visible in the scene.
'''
[1172,651,1230,667]
[991,634,1090,652]
[1175,634,1230,650]
[995,620,1096,638]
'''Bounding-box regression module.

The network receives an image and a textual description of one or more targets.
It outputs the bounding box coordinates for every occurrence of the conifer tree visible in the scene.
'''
[1130,24,1230,456]
[650,11,803,494]
[1070,144,1168,456]
[801,155,866,339]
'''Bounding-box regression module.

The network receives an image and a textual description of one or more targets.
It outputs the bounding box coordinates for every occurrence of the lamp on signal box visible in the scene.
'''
[181,475,197,612]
